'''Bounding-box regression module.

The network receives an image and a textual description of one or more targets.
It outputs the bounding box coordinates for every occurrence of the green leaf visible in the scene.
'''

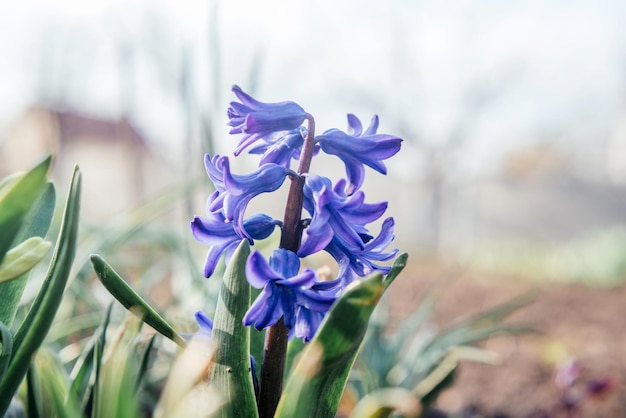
[284,337,305,380]
[68,304,113,412]
[0,321,12,379]
[421,291,537,356]
[26,364,44,418]
[89,254,186,347]
[349,387,422,418]
[0,156,51,267]
[382,252,408,290]
[94,316,141,418]
[134,334,156,393]
[0,177,55,328]
[208,239,258,418]
[34,348,82,418]
[0,237,52,284]
[414,346,497,402]
[390,291,536,394]
[275,272,386,418]
[0,166,80,417]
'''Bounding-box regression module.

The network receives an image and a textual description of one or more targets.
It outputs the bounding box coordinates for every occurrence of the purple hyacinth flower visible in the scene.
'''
[204,154,290,239]
[291,278,343,342]
[243,249,336,335]
[246,126,319,169]
[316,114,402,194]
[195,310,214,335]
[293,306,324,343]
[298,174,388,258]
[191,207,281,278]
[325,217,398,284]
[228,85,307,155]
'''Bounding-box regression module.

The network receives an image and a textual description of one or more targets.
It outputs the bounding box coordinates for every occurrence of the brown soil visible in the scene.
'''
[388,259,626,418]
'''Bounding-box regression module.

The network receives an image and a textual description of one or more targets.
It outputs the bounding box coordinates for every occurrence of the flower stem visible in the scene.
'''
[279,114,316,251]
[258,113,315,418]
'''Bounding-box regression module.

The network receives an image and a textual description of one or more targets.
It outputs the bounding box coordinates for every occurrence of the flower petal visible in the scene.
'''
[246,250,279,288]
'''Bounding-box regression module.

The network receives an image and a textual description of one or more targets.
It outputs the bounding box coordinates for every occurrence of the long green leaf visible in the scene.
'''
[68,304,113,411]
[276,272,386,418]
[89,254,186,347]
[35,348,82,418]
[422,291,537,355]
[0,321,12,379]
[0,166,81,416]
[208,239,258,418]
[95,316,141,418]
[26,364,43,418]
[0,155,51,266]
[284,337,305,380]
[134,334,156,393]
[0,179,55,327]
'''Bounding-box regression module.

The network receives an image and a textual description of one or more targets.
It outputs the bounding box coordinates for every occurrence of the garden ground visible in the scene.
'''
[389,259,626,417]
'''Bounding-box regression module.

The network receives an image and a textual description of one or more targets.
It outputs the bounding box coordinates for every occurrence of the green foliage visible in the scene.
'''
[0,161,55,328]
[275,254,408,418]
[90,254,186,347]
[208,239,258,418]
[0,163,81,416]
[0,158,539,418]
[0,322,12,378]
[0,156,51,267]
[349,387,422,418]
[352,287,536,411]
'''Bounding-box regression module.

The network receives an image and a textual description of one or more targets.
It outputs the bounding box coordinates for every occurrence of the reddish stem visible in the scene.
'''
[258,114,315,418]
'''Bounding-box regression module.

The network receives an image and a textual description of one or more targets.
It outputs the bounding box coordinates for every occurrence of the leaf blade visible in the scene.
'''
[0,166,80,416]
[208,239,258,418]
[276,272,386,418]
[89,254,186,347]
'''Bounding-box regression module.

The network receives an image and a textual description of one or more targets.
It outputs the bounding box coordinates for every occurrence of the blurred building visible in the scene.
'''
[1,106,177,218]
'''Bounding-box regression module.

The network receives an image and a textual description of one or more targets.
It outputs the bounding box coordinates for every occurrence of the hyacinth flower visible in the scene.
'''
[246,126,321,169]
[191,205,280,277]
[228,84,307,155]
[316,114,403,194]
[298,174,389,258]
[243,249,336,341]
[324,217,398,284]
[203,154,292,239]
[192,85,403,416]
[194,310,214,337]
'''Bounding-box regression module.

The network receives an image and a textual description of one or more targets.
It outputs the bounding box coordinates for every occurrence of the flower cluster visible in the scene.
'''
[192,85,402,342]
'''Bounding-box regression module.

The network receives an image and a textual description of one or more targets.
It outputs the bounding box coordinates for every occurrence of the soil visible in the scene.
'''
[388,258,626,418]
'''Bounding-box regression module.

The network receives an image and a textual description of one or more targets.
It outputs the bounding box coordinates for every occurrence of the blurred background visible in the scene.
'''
[1,0,626,415]
[3,0,626,281]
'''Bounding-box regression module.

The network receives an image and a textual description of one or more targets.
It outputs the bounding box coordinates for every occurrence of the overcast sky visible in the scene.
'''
[1,0,626,177]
